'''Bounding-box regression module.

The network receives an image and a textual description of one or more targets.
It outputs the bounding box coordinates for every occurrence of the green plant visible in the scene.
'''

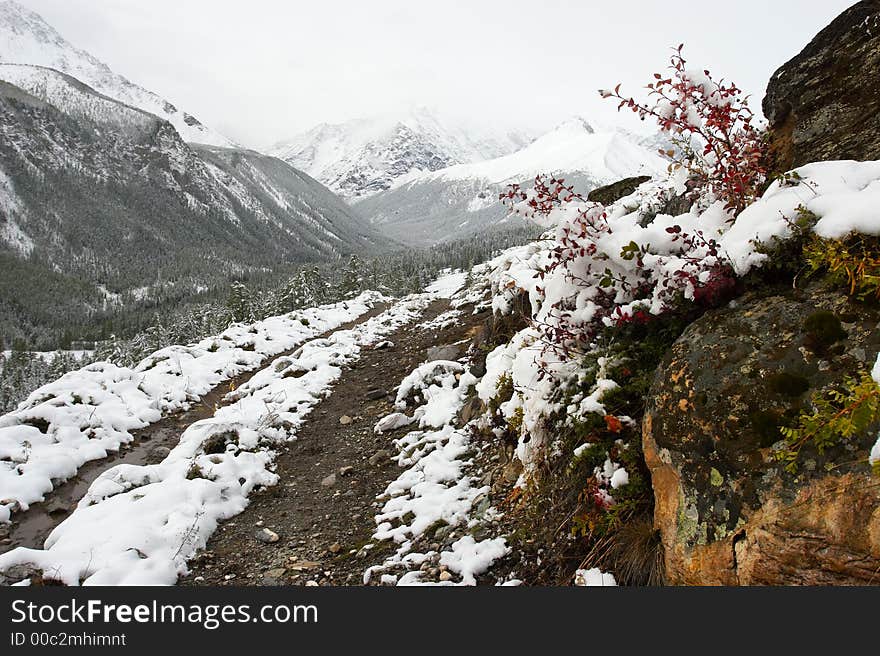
[804,234,880,301]
[778,371,880,473]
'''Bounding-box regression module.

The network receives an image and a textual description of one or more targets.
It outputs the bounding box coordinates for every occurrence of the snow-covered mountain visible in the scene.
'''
[355,117,667,246]
[269,107,532,200]
[0,65,385,342]
[0,0,232,146]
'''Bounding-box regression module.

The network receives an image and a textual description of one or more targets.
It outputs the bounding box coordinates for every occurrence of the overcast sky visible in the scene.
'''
[18,0,856,148]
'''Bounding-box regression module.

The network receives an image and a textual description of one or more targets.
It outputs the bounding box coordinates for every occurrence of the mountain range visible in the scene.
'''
[352,117,667,245]
[269,107,533,201]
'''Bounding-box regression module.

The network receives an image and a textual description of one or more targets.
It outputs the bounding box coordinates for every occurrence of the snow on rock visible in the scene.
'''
[574,568,617,586]
[0,292,385,524]
[439,536,510,586]
[0,292,434,584]
[374,413,415,434]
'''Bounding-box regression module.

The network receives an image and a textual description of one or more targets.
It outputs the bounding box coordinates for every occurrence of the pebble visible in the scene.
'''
[369,450,391,466]
[339,415,353,425]
[439,571,453,582]
[255,528,280,544]
[365,388,388,401]
[321,473,337,487]
[328,543,342,554]
[338,465,355,477]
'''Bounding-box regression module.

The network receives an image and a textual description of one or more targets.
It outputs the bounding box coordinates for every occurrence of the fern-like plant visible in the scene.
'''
[778,372,880,473]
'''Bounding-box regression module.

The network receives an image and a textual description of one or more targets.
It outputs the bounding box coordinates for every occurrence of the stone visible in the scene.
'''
[328,543,342,554]
[289,560,321,571]
[427,344,461,362]
[587,175,651,205]
[365,388,388,401]
[763,2,880,173]
[265,567,287,578]
[644,282,880,585]
[438,570,453,582]
[45,499,69,515]
[339,415,353,426]
[255,528,280,544]
[149,446,172,461]
[338,465,355,477]
[321,473,337,487]
[369,449,392,465]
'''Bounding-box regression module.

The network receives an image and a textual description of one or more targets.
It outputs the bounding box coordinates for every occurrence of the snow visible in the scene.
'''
[574,568,617,586]
[0,292,385,524]
[0,290,436,584]
[423,270,467,298]
[439,536,510,586]
[374,412,415,434]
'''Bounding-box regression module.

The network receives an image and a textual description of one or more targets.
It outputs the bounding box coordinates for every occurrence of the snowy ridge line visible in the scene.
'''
[364,358,511,586]
[0,292,387,524]
[0,284,452,585]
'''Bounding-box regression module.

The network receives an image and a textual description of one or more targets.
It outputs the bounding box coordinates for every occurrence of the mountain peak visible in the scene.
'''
[0,1,232,146]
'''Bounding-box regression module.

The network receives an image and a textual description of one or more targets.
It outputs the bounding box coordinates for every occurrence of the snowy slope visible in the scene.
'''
[355,118,667,246]
[0,0,232,146]
[269,107,532,200]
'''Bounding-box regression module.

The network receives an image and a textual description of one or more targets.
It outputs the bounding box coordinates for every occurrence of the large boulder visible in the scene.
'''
[644,282,880,584]
[763,1,880,172]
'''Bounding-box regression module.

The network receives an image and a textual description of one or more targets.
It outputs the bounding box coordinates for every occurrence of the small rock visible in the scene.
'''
[338,465,355,477]
[305,580,319,586]
[339,415,353,426]
[369,449,391,465]
[255,528,280,544]
[328,543,342,554]
[45,499,69,515]
[374,340,394,350]
[289,560,321,571]
[427,344,462,361]
[439,570,453,582]
[265,567,287,578]
[321,473,337,487]
[365,388,388,401]
[149,446,172,461]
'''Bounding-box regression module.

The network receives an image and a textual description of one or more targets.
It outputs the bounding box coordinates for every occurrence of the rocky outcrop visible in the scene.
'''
[644,282,880,585]
[587,176,651,205]
[763,1,880,172]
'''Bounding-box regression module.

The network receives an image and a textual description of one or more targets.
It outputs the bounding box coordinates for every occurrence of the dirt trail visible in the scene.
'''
[182,298,488,586]
[0,304,389,555]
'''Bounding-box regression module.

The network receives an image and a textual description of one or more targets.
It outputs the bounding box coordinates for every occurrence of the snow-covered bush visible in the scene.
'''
[601,45,766,216]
